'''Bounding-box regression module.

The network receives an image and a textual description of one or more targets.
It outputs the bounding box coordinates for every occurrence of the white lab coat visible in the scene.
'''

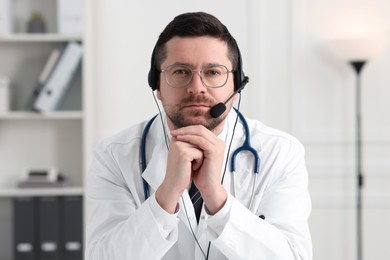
[85,110,312,260]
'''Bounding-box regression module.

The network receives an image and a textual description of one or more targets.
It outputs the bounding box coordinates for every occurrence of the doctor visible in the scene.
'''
[86,12,312,260]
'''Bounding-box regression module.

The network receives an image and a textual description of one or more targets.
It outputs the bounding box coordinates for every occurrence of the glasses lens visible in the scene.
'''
[164,65,192,88]
[201,65,229,88]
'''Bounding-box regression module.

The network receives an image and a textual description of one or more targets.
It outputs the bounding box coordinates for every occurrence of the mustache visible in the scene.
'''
[180,95,214,106]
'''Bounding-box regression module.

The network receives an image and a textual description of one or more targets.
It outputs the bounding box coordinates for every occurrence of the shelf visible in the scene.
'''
[0,33,83,42]
[0,186,84,197]
[0,2,85,259]
[0,111,83,120]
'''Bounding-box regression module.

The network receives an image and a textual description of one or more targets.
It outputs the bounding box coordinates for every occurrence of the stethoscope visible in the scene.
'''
[139,108,260,209]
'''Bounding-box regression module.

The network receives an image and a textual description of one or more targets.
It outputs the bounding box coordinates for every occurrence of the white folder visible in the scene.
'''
[33,42,83,112]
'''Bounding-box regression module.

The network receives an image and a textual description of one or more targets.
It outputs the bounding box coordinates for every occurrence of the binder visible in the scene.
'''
[13,195,83,260]
[33,42,83,112]
[38,197,61,260]
[62,196,83,260]
[26,48,61,109]
[13,197,37,260]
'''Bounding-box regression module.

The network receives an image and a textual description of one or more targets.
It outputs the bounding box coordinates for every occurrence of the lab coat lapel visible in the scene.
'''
[141,140,167,193]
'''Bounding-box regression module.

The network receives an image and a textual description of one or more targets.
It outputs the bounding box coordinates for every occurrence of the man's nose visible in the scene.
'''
[187,71,206,94]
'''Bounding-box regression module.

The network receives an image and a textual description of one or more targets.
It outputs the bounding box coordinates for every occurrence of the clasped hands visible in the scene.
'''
[155,125,227,215]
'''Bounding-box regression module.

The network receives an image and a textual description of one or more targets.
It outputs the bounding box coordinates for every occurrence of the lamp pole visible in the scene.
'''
[350,60,366,260]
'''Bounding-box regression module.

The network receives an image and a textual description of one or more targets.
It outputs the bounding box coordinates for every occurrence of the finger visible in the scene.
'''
[192,158,203,172]
[171,139,204,163]
[175,133,223,157]
[174,125,220,145]
[171,125,210,137]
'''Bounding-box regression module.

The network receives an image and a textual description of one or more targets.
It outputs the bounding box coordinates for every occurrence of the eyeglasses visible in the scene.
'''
[161,64,233,88]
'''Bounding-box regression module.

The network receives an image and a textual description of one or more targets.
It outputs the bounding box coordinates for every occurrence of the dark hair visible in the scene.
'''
[153,12,239,71]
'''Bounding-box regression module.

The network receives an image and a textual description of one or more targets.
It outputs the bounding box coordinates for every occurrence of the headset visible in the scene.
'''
[147,37,249,92]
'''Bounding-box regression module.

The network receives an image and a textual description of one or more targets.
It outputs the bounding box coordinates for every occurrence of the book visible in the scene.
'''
[33,42,83,112]
[26,48,61,110]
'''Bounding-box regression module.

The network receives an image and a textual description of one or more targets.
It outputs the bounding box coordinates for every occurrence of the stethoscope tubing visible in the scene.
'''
[230,108,260,174]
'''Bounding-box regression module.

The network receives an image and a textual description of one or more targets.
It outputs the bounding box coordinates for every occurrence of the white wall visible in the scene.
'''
[85,0,390,259]
[291,0,390,259]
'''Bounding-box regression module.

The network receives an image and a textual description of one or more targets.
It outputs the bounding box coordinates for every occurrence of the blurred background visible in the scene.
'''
[0,0,389,259]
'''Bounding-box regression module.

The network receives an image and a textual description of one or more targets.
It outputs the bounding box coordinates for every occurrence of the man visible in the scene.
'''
[86,12,312,260]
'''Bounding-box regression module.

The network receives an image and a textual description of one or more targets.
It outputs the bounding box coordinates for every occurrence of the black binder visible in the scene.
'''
[38,196,61,260]
[13,197,37,260]
[62,196,83,260]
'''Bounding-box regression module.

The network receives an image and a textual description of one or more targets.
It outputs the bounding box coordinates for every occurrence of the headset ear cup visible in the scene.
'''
[233,38,249,91]
[234,70,249,91]
[234,70,241,91]
[148,68,157,91]
[148,47,158,91]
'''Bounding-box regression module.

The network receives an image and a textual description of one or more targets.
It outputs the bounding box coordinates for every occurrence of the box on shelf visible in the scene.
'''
[0,77,11,113]
[0,0,12,35]
[18,167,70,188]
[57,0,83,35]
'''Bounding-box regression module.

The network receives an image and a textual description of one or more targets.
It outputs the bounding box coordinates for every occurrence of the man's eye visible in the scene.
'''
[174,69,189,75]
[204,69,221,76]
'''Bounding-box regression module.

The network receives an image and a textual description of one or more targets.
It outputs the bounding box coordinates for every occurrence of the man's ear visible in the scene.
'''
[156,88,162,100]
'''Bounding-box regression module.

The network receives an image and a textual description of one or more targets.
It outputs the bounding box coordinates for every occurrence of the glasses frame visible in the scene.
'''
[160,64,233,88]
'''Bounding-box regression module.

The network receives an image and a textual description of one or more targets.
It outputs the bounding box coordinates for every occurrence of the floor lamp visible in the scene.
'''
[350,60,365,260]
[329,36,387,260]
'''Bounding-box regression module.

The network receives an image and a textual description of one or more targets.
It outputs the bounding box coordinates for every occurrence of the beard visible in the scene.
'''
[162,94,228,131]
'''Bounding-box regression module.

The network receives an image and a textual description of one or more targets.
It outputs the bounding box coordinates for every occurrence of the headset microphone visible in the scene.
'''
[209,77,248,118]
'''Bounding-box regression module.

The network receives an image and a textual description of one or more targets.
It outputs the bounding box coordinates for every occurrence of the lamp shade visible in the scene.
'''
[329,35,388,62]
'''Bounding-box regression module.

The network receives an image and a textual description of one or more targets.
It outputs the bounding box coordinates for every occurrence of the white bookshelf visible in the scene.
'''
[0,187,84,197]
[0,33,82,42]
[0,0,85,259]
[0,111,83,120]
